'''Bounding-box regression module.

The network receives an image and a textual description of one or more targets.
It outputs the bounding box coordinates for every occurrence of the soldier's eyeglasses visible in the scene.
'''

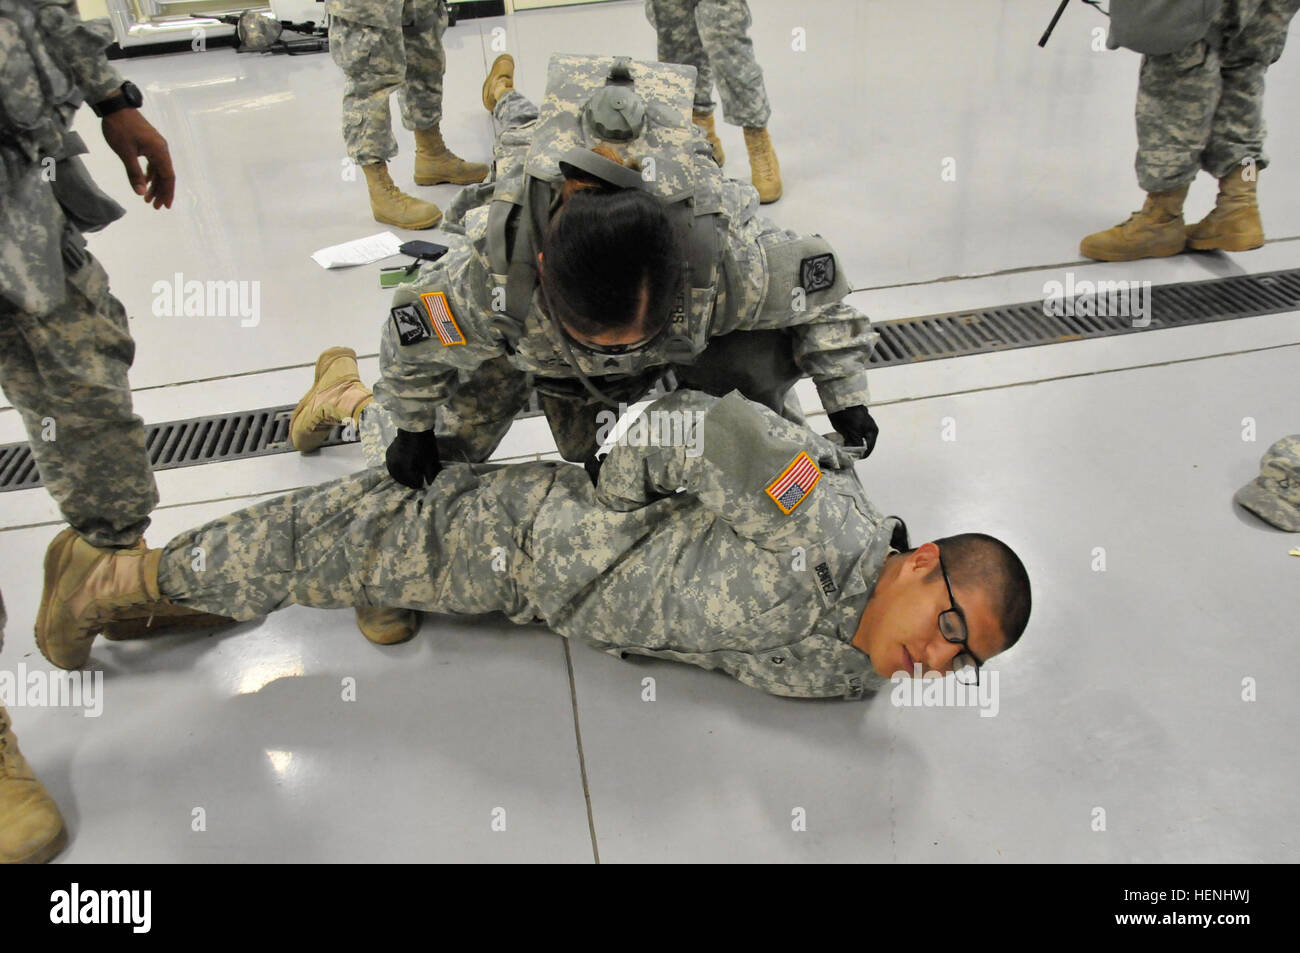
[938,550,983,686]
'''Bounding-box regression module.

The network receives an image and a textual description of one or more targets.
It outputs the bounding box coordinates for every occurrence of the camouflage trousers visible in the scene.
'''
[0,251,157,548]
[329,0,449,165]
[493,87,540,131]
[156,465,543,623]
[1136,0,1300,191]
[645,0,771,128]
[441,90,538,225]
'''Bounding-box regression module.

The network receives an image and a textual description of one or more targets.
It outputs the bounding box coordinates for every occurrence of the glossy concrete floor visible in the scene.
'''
[1,0,1298,862]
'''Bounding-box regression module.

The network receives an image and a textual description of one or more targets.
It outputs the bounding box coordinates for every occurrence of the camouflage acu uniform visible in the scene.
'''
[328,0,450,165]
[0,0,158,548]
[1134,0,1300,191]
[159,391,897,700]
[374,63,873,464]
[645,0,771,128]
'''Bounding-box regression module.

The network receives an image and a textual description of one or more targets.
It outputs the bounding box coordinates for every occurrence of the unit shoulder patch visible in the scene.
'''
[390,302,433,346]
[765,451,822,514]
[799,253,836,294]
[421,291,466,346]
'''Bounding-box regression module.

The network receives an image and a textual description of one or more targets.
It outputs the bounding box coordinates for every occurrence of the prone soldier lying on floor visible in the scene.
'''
[35,390,1031,700]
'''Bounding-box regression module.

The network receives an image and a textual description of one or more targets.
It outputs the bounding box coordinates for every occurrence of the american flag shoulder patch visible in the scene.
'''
[420,291,465,346]
[765,451,822,514]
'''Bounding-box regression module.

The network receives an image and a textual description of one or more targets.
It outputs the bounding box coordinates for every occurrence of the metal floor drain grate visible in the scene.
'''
[1,405,351,494]
[0,393,549,493]
[2,268,1297,491]
[869,267,1300,366]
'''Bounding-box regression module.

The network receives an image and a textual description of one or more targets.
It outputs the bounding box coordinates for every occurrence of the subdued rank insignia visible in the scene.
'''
[420,291,465,346]
[766,451,822,514]
[799,253,836,294]
[390,302,432,346]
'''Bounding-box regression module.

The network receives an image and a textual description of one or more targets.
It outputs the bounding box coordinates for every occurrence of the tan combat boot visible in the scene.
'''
[0,705,67,864]
[1186,171,1265,252]
[1080,186,1189,262]
[290,347,375,453]
[414,124,488,187]
[362,163,442,230]
[693,110,725,166]
[482,53,514,112]
[355,607,419,645]
[34,530,220,670]
[99,539,234,640]
[743,126,782,203]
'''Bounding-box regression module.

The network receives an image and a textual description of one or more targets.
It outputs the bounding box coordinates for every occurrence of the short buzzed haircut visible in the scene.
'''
[930,533,1032,652]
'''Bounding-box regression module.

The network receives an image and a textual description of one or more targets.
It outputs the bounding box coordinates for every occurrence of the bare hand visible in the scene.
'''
[101,106,175,209]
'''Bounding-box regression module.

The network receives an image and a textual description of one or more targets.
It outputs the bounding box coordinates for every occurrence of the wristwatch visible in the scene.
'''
[91,81,143,119]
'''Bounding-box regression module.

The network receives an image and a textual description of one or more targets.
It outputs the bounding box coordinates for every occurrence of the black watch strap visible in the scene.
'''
[92,81,143,119]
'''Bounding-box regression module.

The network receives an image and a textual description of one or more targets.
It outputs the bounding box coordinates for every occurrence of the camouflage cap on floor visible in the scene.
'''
[1234,434,1300,532]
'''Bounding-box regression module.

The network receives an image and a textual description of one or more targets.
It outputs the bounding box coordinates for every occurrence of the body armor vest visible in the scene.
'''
[484,54,734,387]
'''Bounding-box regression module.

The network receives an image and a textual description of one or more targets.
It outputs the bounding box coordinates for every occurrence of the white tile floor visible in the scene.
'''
[1,0,1298,862]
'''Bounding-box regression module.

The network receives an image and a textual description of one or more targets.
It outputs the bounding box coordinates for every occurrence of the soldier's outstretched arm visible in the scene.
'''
[595,389,861,551]
[372,237,505,434]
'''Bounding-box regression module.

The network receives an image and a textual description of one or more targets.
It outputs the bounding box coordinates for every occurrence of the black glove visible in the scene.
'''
[385,428,443,489]
[584,452,605,487]
[828,405,879,457]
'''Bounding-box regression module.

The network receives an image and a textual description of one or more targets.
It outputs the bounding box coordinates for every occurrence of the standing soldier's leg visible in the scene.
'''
[647,0,726,165]
[0,591,68,864]
[694,0,770,129]
[1134,37,1223,192]
[0,253,157,549]
[330,12,443,229]
[694,0,781,202]
[1188,0,1300,250]
[403,0,489,186]
[1081,27,1225,261]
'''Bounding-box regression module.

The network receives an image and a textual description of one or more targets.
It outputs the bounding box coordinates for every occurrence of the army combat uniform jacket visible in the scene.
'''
[159,390,899,700]
[373,57,876,457]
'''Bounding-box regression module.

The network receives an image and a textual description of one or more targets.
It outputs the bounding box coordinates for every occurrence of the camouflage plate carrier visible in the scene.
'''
[480,54,735,388]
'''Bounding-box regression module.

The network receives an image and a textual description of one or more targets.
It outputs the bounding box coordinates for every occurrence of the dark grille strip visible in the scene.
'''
[869,267,1299,367]
[2,268,1297,491]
